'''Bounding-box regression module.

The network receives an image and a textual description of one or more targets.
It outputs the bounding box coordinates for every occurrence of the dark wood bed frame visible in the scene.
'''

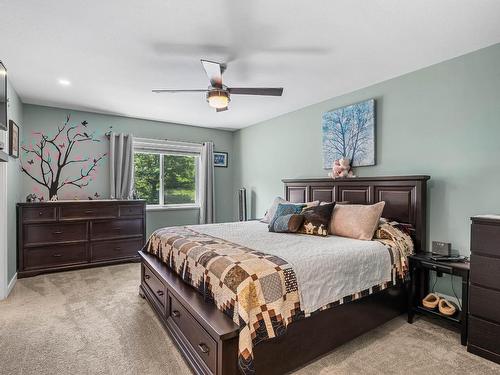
[139,175,430,375]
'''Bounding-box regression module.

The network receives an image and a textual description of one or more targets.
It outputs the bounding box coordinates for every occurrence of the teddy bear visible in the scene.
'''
[328,158,355,179]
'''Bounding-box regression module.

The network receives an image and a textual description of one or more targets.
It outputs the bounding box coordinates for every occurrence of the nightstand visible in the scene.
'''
[407,253,470,345]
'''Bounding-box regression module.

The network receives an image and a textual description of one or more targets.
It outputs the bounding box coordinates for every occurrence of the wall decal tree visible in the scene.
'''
[21,114,107,199]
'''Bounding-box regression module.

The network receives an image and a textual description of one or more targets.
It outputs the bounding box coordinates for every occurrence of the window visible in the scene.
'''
[133,139,200,207]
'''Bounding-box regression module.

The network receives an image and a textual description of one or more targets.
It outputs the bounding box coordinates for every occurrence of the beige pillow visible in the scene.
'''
[329,201,386,240]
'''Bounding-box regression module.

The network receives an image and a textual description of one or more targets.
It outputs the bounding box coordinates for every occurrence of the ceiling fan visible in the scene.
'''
[152,60,283,112]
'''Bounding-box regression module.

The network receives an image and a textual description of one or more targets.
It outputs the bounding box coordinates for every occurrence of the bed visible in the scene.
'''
[138,175,429,375]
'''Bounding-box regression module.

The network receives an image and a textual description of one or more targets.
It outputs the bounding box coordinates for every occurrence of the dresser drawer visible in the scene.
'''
[470,285,500,323]
[143,264,166,309]
[22,206,57,222]
[169,295,217,373]
[91,238,142,262]
[24,222,87,245]
[471,223,500,256]
[470,254,500,290]
[91,219,143,240]
[469,316,500,355]
[60,204,118,220]
[169,295,217,374]
[119,204,144,217]
[24,243,87,270]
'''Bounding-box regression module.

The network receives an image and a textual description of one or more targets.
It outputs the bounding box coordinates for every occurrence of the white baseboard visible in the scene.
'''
[6,273,17,297]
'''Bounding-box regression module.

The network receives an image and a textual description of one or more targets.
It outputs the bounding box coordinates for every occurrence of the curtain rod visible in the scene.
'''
[104,132,214,146]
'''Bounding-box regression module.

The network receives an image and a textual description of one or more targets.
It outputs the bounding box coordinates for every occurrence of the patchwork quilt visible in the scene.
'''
[145,222,412,375]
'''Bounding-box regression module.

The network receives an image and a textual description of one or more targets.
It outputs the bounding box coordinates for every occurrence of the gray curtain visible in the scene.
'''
[109,133,134,200]
[199,141,215,224]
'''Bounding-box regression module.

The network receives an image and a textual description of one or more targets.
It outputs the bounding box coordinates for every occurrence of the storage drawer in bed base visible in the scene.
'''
[138,250,405,375]
[139,251,240,375]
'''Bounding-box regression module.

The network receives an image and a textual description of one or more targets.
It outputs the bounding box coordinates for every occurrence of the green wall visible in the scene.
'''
[21,104,234,236]
[233,43,500,257]
[8,43,500,301]
[6,82,23,281]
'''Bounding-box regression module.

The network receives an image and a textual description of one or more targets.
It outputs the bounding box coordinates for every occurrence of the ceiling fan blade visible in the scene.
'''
[201,59,225,88]
[228,87,283,96]
[152,89,208,93]
[216,107,228,112]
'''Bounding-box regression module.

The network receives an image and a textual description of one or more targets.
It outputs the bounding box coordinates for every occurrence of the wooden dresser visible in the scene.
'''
[17,200,146,278]
[468,215,500,364]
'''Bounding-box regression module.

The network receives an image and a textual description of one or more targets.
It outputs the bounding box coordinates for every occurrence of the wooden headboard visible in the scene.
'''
[282,175,430,252]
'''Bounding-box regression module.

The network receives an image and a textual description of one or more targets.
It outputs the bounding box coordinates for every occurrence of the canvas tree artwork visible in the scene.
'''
[322,99,375,169]
[21,114,107,200]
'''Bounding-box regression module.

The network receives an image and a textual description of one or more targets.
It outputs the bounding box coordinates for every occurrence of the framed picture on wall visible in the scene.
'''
[322,99,375,169]
[9,120,19,158]
[214,152,228,167]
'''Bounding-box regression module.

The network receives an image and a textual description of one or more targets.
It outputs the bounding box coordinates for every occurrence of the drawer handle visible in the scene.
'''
[198,343,210,354]
[85,210,94,214]
[112,227,122,231]
[39,211,44,216]
[53,254,62,258]
[53,231,63,235]
[114,247,122,251]
[144,274,150,280]
[172,310,180,318]
[421,261,452,272]
[156,290,164,296]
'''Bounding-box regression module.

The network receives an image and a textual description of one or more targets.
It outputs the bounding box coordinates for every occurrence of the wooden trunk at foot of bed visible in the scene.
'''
[140,175,429,375]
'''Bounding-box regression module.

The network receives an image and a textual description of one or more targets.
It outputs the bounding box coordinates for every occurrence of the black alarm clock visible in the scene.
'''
[432,241,452,256]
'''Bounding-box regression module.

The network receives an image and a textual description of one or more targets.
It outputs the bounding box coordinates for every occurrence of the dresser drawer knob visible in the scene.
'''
[156,290,164,296]
[84,210,94,214]
[144,274,150,280]
[114,247,122,251]
[172,310,180,318]
[39,211,43,216]
[198,343,210,354]
[53,231,63,235]
[112,227,122,231]
[53,254,62,258]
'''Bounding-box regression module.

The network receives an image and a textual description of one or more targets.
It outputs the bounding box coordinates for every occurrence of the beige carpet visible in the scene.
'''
[1,264,499,375]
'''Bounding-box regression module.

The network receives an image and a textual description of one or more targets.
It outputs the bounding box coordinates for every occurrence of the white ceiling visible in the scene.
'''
[1,0,500,130]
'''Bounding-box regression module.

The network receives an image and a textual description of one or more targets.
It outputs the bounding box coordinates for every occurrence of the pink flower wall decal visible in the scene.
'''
[21,114,106,199]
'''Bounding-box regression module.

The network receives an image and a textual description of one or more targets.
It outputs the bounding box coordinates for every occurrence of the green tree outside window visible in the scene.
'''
[134,152,197,205]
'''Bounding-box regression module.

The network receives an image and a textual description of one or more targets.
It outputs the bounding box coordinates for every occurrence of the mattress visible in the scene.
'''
[191,221,392,314]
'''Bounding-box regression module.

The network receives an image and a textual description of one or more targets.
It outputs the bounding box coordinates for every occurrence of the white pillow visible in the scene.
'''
[261,197,287,223]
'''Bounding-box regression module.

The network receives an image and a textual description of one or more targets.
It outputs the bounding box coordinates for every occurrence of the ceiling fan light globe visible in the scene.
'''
[207,90,230,109]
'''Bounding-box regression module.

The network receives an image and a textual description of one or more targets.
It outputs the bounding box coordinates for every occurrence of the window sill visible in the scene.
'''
[146,204,200,212]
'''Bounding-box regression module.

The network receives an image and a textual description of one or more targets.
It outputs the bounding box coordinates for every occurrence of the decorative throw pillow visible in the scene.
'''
[271,214,305,233]
[298,203,335,237]
[269,203,306,232]
[329,201,386,240]
[261,197,319,223]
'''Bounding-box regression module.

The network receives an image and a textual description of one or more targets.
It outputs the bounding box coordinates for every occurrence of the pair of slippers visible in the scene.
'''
[422,293,458,316]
